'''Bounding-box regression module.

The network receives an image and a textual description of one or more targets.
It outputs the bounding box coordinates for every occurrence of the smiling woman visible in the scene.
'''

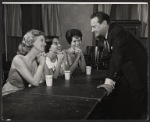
[2,29,46,96]
[65,29,86,75]
[44,37,68,80]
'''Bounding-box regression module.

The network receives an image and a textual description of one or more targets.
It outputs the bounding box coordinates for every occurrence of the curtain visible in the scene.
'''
[110,4,148,37]
[22,4,43,35]
[4,4,22,37]
[111,4,133,20]
[98,4,112,15]
[31,5,43,31]
[41,4,61,37]
[137,4,148,37]
[4,4,43,61]
[4,4,22,61]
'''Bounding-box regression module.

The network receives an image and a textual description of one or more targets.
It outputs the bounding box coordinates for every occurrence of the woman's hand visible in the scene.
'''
[37,52,46,65]
[61,51,67,63]
[57,52,64,61]
[75,48,82,59]
[80,50,85,59]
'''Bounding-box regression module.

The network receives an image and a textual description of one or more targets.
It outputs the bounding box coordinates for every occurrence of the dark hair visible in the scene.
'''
[65,29,82,44]
[44,36,59,53]
[17,29,45,55]
[91,12,110,24]
[45,38,53,53]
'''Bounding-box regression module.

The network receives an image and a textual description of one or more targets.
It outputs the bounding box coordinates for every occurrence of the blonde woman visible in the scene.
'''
[2,29,46,96]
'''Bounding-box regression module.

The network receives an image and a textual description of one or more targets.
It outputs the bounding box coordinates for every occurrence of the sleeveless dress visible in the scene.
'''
[2,68,29,96]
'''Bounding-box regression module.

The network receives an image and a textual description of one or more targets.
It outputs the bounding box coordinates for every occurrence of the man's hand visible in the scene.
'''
[97,84,114,96]
[36,52,46,65]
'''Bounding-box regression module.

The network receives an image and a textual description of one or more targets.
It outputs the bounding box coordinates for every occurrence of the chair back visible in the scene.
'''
[86,46,103,63]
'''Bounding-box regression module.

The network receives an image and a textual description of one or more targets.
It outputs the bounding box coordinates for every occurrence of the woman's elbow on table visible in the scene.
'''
[32,82,40,86]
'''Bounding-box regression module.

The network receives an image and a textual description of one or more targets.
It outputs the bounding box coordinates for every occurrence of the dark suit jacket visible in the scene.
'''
[106,23,147,91]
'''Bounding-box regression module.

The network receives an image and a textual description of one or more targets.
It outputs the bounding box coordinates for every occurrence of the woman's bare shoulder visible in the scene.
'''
[11,55,24,68]
[13,55,24,62]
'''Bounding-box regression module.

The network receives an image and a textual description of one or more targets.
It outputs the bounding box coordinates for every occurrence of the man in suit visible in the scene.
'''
[90,12,147,119]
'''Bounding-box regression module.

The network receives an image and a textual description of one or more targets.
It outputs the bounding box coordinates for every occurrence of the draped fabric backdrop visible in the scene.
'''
[22,4,43,35]
[110,4,148,37]
[3,4,148,61]
[3,4,43,61]
[93,4,148,46]
[98,4,112,15]
[4,4,22,61]
[41,4,61,37]
[138,4,148,37]
[3,4,61,61]
[4,4,22,37]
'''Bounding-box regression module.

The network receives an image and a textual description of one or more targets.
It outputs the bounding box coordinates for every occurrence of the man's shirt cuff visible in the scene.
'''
[104,78,115,86]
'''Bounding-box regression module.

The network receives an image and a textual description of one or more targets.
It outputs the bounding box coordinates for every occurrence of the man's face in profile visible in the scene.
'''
[90,17,106,38]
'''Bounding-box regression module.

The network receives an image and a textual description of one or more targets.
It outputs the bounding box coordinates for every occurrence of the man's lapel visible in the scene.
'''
[107,23,114,50]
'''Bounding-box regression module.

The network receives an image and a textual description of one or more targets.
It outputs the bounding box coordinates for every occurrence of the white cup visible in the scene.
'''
[64,70,71,80]
[86,66,92,75]
[45,75,53,86]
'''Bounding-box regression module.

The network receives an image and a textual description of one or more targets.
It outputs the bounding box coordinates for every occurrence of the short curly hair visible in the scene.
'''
[65,29,82,44]
[17,29,45,55]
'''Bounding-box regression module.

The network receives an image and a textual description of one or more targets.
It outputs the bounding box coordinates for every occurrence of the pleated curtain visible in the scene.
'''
[4,4,22,61]
[4,4,22,37]
[137,4,148,37]
[110,4,148,37]
[98,4,112,15]
[41,4,61,37]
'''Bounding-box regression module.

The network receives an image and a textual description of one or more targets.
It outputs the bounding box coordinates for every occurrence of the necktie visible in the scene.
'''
[101,39,110,58]
[104,39,110,52]
[102,39,110,69]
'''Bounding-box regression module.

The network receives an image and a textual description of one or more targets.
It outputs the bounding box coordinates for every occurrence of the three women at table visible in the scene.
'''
[2,28,86,96]
[2,29,46,96]
[65,29,86,75]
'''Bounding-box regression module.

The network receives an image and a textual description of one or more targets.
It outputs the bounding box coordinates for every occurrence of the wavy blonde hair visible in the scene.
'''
[17,29,45,55]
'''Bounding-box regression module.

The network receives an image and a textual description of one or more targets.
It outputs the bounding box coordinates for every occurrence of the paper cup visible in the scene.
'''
[86,66,92,75]
[64,70,71,80]
[45,75,53,86]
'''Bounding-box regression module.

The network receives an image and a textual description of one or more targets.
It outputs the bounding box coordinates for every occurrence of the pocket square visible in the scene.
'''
[111,46,113,50]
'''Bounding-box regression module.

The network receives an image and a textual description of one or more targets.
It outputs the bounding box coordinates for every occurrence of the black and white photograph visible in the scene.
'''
[0,1,149,120]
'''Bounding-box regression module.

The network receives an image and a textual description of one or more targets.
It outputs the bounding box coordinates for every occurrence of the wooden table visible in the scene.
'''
[2,70,107,120]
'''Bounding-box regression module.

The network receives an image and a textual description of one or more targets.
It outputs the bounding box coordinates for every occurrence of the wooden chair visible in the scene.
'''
[85,46,104,70]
